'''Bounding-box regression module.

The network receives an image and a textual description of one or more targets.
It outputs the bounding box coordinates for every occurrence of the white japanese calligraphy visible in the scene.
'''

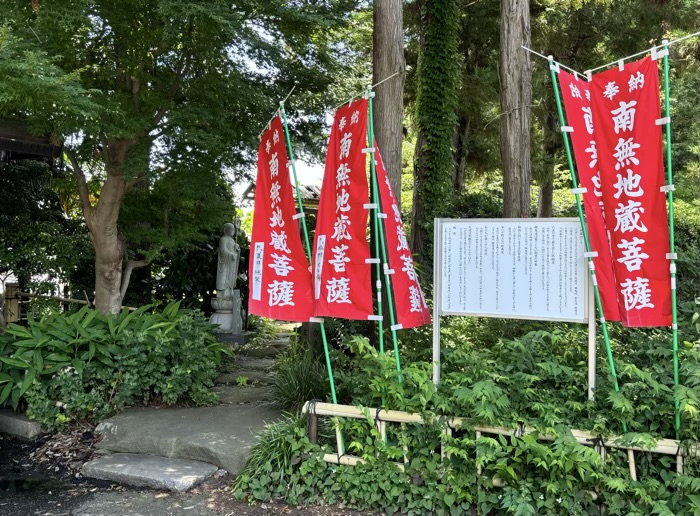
[269,152,279,177]
[326,277,351,304]
[628,71,644,92]
[338,116,347,131]
[350,110,359,125]
[268,253,294,276]
[614,200,647,233]
[332,215,352,241]
[268,280,295,307]
[620,277,654,311]
[273,129,280,145]
[570,83,581,99]
[336,189,350,213]
[269,206,285,228]
[270,182,281,205]
[617,237,649,272]
[409,285,422,313]
[611,101,637,134]
[270,230,290,253]
[339,132,353,160]
[336,163,350,187]
[265,140,271,154]
[603,81,620,100]
[613,137,640,170]
[392,204,402,223]
[328,244,350,272]
[400,254,417,281]
[582,107,594,135]
[585,140,598,169]
[613,169,644,199]
[396,225,410,251]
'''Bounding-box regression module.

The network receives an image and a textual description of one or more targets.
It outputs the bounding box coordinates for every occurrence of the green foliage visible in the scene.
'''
[271,338,330,412]
[0,159,90,285]
[237,317,700,514]
[411,0,461,270]
[0,302,230,430]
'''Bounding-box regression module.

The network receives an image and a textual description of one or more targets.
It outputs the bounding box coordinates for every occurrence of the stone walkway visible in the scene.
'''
[81,324,296,491]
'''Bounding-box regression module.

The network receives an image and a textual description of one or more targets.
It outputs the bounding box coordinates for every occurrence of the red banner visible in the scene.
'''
[312,100,374,319]
[590,56,671,327]
[248,115,314,322]
[374,147,431,328]
[557,70,621,322]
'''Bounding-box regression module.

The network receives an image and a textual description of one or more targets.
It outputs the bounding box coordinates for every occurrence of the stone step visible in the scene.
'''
[215,370,272,386]
[237,345,286,359]
[82,453,218,492]
[213,385,272,405]
[233,356,276,372]
[95,405,280,475]
[0,409,43,440]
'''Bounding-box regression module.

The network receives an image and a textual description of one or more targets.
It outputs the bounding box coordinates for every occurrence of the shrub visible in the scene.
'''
[270,338,330,412]
[0,302,230,430]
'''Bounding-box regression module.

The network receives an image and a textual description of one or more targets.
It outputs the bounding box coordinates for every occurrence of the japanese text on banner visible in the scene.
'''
[590,56,672,327]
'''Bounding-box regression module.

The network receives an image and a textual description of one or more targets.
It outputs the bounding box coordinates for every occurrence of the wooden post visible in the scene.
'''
[4,283,20,324]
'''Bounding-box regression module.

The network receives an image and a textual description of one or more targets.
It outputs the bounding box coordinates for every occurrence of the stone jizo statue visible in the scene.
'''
[216,220,241,299]
[211,218,243,334]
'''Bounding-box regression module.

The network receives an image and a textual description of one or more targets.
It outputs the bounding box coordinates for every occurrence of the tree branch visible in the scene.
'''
[66,150,94,222]
[119,259,150,301]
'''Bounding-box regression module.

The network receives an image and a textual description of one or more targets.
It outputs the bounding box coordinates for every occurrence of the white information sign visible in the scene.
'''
[436,218,587,322]
[432,218,592,385]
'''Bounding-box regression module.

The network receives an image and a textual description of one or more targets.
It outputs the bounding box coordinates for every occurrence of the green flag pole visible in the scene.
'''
[279,103,345,453]
[366,88,403,383]
[661,39,681,440]
[548,57,627,434]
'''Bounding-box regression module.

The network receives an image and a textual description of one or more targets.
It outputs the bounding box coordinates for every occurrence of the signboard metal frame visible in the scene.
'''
[432,217,594,387]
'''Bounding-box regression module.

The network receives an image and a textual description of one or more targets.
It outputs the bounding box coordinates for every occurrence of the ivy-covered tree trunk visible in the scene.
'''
[499,0,532,217]
[373,0,405,206]
[410,0,460,275]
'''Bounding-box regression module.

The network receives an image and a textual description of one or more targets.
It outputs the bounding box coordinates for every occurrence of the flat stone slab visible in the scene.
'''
[82,453,217,492]
[0,409,42,440]
[215,370,272,386]
[234,356,276,371]
[238,344,286,359]
[213,385,272,405]
[95,405,280,475]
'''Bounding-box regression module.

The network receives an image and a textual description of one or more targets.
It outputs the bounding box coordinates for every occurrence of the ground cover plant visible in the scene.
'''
[0,302,230,430]
[236,310,700,515]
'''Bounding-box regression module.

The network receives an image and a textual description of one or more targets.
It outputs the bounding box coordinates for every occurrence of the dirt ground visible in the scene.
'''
[0,433,375,516]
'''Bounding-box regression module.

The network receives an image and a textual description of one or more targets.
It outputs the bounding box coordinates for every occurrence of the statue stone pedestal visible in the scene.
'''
[210,290,243,334]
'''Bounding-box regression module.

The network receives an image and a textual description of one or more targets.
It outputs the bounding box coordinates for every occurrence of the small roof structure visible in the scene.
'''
[242,182,321,212]
[0,119,62,166]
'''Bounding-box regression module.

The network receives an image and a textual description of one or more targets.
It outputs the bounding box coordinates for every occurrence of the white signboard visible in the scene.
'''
[436,218,587,323]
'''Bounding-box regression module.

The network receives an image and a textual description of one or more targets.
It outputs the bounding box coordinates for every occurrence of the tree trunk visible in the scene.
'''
[410,0,459,278]
[499,0,532,218]
[373,0,405,205]
[536,179,553,217]
[71,140,134,314]
[452,115,470,193]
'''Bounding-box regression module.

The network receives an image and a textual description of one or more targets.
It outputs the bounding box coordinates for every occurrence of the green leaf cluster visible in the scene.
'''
[0,302,230,430]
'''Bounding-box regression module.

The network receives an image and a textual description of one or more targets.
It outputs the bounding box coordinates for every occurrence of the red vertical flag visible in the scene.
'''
[590,56,672,327]
[374,147,431,328]
[557,70,621,321]
[312,100,374,319]
[248,115,314,322]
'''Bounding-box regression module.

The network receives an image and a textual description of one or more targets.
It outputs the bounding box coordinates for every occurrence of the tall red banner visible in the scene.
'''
[590,56,671,327]
[374,147,431,328]
[248,115,314,322]
[557,70,621,322]
[312,100,374,319]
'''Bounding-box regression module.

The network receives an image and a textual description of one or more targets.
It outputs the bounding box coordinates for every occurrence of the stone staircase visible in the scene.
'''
[81,324,296,491]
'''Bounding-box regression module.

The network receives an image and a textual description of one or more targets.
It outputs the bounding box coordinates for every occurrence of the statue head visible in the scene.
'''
[223,222,236,237]
[234,216,241,230]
